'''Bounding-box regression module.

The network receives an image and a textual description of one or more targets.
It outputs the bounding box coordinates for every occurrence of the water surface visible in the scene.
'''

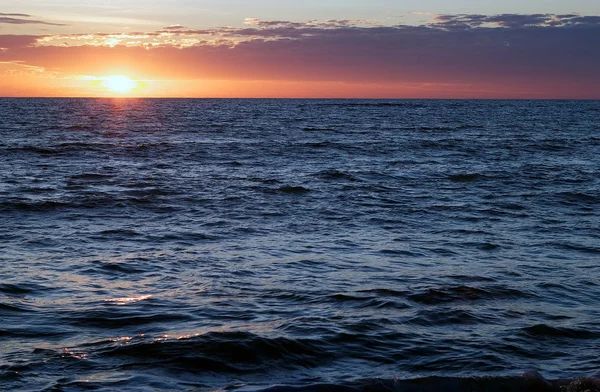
[1,99,599,391]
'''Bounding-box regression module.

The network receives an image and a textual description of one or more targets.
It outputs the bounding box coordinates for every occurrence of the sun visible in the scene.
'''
[102,75,136,94]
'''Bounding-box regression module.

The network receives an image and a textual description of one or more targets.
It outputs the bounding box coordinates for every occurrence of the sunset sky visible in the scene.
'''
[1,0,599,98]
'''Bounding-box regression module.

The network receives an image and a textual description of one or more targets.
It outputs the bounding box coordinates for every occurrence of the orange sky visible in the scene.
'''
[1,13,599,98]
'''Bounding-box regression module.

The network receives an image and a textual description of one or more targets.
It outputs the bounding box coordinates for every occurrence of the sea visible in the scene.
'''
[1,98,599,391]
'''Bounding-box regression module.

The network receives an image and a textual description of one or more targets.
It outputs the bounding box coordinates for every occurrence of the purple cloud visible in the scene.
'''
[0,35,42,48]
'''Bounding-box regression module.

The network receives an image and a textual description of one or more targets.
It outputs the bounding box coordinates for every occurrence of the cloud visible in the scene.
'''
[0,35,42,48]
[0,13,66,26]
[243,18,376,28]
[162,25,186,30]
[1,14,599,97]
[0,13,32,17]
[433,13,600,29]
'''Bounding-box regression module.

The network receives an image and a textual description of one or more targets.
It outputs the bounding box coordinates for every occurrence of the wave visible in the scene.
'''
[0,197,115,212]
[0,302,30,312]
[325,293,409,310]
[0,193,179,213]
[4,141,174,157]
[558,242,600,255]
[260,373,600,392]
[408,285,533,305]
[407,308,487,326]
[448,173,482,182]
[57,142,112,150]
[69,173,115,180]
[520,324,599,339]
[98,331,328,373]
[63,309,192,328]
[299,141,365,151]
[319,102,427,109]
[277,185,312,194]
[0,282,50,295]
[303,127,339,132]
[6,146,62,155]
[313,169,359,182]
[84,260,149,274]
[18,374,600,392]
[559,192,600,205]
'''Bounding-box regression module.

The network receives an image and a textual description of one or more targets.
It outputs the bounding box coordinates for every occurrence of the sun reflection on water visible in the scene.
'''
[104,294,152,305]
[61,348,87,360]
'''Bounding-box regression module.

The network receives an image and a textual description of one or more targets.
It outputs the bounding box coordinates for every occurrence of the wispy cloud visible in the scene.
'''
[0,13,32,17]
[0,13,67,26]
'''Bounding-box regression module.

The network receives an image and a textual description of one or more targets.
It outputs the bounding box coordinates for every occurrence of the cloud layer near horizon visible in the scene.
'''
[1,13,599,97]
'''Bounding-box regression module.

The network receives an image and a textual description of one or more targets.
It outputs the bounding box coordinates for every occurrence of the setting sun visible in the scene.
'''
[102,75,136,94]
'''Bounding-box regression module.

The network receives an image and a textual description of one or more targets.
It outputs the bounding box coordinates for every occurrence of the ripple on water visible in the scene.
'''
[408,285,534,305]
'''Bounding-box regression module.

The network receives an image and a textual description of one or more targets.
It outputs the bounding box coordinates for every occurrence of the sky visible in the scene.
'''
[1,0,599,98]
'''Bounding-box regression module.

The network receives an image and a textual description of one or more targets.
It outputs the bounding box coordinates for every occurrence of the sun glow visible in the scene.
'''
[102,75,136,94]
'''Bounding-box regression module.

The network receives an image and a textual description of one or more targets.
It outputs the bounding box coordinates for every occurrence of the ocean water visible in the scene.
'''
[0,98,599,391]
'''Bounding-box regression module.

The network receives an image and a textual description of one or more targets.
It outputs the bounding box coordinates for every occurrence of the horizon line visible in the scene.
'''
[1,96,598,101]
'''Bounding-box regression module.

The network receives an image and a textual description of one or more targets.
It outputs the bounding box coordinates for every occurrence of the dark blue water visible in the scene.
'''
[1,99,599,391]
